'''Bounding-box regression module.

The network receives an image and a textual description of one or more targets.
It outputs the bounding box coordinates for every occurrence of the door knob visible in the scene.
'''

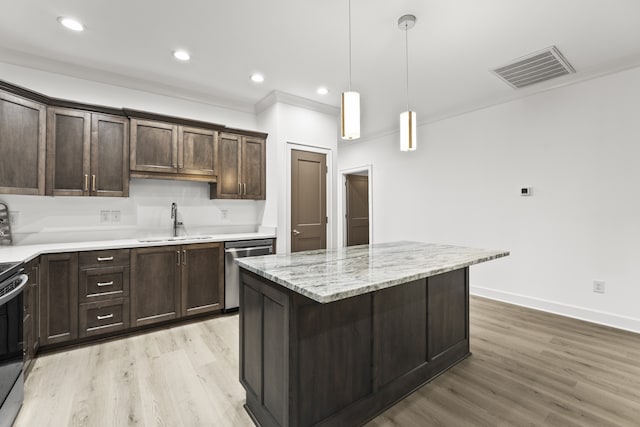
[292,229,301,235]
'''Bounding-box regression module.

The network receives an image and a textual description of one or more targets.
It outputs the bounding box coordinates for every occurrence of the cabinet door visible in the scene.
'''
[39,253,79,345]
[130,118,178,173]
[131,246,181,327]
[215,132,242,198]
[178,126,217,176]
[46,107,91,196]
[181,243,224,316]
[0,91,46,195]
[91,114,129,197]
[241,136,266,200]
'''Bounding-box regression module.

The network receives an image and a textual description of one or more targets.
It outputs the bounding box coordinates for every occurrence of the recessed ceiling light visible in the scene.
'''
[57,17,84,32]
[317,87,329,95]
[173,50,191,61]
[250,73,265,83]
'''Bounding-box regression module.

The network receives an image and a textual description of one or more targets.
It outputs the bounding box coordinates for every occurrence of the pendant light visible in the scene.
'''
[341,0,360,140]
[398,14,417,151]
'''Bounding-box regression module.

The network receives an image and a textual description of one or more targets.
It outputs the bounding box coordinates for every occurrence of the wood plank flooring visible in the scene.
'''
[14,296,640,426]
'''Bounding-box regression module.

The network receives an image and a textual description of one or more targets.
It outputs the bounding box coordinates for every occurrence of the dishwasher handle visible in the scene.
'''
[225,245,273,255]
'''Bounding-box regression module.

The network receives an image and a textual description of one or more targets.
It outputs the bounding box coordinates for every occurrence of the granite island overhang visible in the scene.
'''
[236,241,509,427]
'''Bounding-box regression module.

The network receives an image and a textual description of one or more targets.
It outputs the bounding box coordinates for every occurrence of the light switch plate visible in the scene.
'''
[100,210,110,223]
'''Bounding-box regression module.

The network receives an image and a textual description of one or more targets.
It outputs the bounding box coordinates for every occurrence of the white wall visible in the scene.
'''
[0,62,265,243]
[338,66,640,332]
[257,100,339,253]
[1,180,262,244]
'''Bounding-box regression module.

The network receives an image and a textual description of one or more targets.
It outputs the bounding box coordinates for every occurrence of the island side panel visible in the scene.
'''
[240,270,290,427]
[427,267,470,364]
[293,292,373,427]
[372,278,428,389]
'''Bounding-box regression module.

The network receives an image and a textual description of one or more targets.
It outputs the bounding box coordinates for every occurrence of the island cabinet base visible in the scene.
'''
[239,267,470,427]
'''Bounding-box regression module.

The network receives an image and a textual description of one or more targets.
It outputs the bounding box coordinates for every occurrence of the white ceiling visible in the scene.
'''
[2,0,640,138]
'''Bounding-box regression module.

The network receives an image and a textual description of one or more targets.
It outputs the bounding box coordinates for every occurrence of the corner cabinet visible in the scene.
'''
[39,252,79,345]
[211,132,266,200]
[46,107,129,197]
[23,258,40,378]
[0,90,46,195]
[129,118,218,181]
[131,242,224,327]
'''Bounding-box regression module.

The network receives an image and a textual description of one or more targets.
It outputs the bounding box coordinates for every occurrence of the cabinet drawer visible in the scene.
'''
[79,265,130,302]
[79,249,130,269]
[79,298,129,338]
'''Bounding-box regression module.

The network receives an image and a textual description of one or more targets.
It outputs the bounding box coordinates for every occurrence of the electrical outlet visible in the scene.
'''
[220,209,228,220]
[111,210,121,222]
[593,280,605,294]
[9,211,19,225]
[100,210,110,223]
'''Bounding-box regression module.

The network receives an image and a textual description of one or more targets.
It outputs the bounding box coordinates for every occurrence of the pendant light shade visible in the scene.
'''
[400,110,416,151]
[341,91,360,140]
[398,14,417,151]
[341,0,360,140]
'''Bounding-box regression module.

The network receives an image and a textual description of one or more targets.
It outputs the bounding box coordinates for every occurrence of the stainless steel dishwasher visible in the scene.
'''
[224,239,274,311]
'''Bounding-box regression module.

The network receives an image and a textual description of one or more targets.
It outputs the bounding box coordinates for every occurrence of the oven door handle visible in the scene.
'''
[0,274,28,306]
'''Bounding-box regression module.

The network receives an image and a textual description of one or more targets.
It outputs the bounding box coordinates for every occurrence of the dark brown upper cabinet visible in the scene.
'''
[130,118,218,181]
[211,132,265,200]
[0,90,46,195]
[46,107,129,197]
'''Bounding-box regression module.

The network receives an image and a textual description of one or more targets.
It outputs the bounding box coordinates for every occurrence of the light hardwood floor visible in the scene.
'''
[15,297,640,426]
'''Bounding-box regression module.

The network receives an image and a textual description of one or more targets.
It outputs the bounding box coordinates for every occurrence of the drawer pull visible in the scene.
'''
[97,313,114,320]
[97,256,114,262]
[97,281,114,287]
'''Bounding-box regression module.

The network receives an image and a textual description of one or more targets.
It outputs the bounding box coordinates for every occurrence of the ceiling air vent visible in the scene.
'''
[492,46,575,89]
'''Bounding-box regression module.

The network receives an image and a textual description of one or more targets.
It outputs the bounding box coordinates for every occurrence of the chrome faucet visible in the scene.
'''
[170,202,183,237]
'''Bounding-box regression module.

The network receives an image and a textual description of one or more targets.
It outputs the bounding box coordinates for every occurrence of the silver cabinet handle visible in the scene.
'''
[97,281,114,287]
[84,174,89,192]
[176,250,180,265]
[292,229,301,235]
[243,183,247,195]
[97,256,114,262]
[238,183,241,195]
[182,250,186,266]
[97,313,114,320]
[91,174,96,192]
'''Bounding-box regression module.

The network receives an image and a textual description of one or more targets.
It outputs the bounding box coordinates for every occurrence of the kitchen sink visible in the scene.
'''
[138,235,213,243]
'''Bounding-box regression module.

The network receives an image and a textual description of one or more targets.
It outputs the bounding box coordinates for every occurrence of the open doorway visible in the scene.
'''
[340,165,373,247]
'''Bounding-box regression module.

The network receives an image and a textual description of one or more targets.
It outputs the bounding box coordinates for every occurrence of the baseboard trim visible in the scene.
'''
[470,285,640,334]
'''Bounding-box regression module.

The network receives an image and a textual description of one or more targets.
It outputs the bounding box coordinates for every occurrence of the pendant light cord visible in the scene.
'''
[348,0,352,91]
[405,21,409,112]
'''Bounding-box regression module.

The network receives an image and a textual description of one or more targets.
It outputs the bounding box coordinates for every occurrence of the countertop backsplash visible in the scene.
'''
[0,179,266,245]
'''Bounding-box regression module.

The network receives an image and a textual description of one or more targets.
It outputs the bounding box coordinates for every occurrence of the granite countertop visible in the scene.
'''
[237,241,509,303]
[0,230,276,264]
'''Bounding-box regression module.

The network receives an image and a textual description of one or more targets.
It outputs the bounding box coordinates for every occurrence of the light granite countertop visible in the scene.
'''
[237,241,509,303]
[0,231,276,264]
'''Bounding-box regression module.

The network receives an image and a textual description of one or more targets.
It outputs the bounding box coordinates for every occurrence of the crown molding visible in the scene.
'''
[255,90,339,116]
[0,47,256,114]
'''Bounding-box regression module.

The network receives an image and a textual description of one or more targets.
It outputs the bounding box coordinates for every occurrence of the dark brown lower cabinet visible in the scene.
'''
[39,253,79,346]
[131,243,224,326]
[131,246,181,327]
[181,242,224,316]
[240,267,470,427]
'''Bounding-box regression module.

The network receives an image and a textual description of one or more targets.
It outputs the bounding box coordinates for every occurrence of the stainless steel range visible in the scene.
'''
[0,261,28,427]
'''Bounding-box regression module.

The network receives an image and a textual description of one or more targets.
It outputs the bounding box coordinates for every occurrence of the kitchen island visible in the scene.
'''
[237,241,509,427]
